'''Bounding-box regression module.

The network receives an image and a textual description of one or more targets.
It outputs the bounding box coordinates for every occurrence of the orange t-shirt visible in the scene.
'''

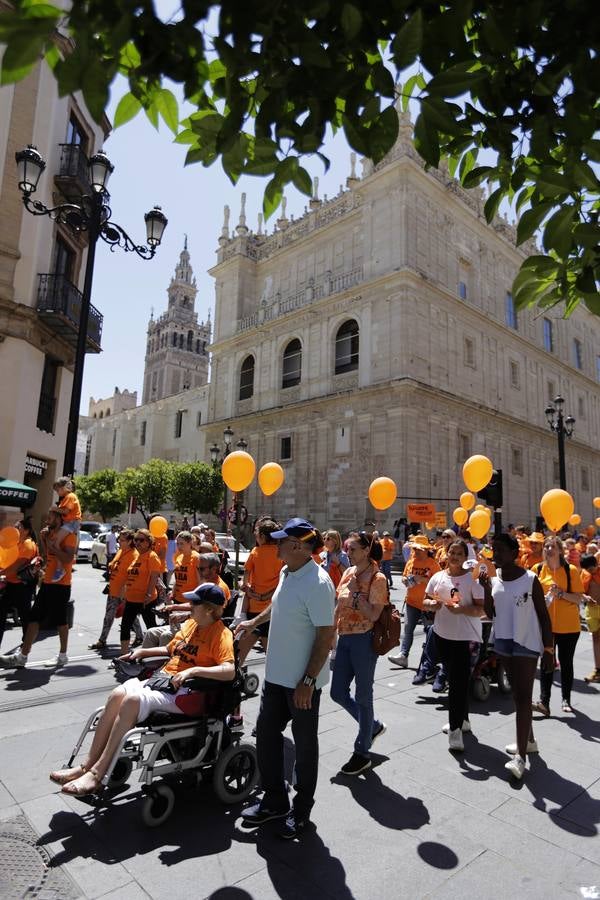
[109,547,137,595]
[381,537,395,561]
[153,535,168,567]
[217,576,231,604]
[44,532,77,586]
[5,538,38,584]
[58,491,81,523]
[244,544,284,612]
[335,564,388,635]
[125,550,163,603]
[172,550,201,602]
[535,562,583,633]
[404,554,441,609]
[162,618,234,676]
[523,550,543,570]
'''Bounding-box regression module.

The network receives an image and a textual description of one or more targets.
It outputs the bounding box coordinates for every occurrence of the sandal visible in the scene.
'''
[50,764,86,786]
[561,699,573,713]
[61,767,101,797]
[88,640,106,650]
[532,701,550,717]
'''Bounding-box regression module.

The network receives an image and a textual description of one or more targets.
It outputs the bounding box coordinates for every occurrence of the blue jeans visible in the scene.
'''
[331,630,381,755]
[419,621,447,679]
[400,603,423,657]
[381,560,393,586]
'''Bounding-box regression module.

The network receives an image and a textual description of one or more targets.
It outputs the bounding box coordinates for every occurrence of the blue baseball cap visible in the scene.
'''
[183,583,226,606]
[270,518,317,541]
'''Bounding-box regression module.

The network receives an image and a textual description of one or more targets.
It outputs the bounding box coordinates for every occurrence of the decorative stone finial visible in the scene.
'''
[347,151,359,188]
[236,192,248,235]
[219,205,230,244]
[257,212,263,235]
[309,176,322,209]
[277,193,289,229]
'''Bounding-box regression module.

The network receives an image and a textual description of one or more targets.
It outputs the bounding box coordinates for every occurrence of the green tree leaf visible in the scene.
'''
[113,91,142,128]
[155,88,179,135]
[543,204,575,257]
[483,187,503,223]
[391,10,423,69]
[340,3,362,40]
[516,201,553,245]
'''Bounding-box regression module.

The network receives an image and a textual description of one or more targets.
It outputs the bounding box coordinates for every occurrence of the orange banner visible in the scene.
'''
[407,503,436,523]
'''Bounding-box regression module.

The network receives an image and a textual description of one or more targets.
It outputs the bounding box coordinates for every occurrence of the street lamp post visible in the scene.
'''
[15,145,167,476]
[210,426,249,587]
[545,396,575,491]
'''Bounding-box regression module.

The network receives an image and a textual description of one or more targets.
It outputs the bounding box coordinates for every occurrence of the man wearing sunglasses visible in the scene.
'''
[236,518,335,840]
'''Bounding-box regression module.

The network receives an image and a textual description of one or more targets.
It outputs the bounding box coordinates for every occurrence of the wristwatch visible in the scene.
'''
[302,674,316,687]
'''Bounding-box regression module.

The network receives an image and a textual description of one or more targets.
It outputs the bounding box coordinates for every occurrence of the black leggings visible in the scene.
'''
[435,634,472,731]
[0,582,33,647]
[539,632,580,704]
[119,601,157,642]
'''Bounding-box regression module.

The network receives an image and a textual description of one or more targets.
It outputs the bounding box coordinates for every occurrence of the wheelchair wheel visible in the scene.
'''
[472,675,491,702]
[141,784,175,827]
[212,742,258,804]
[243,672,260,695]
[106,757,133,789]
[497,663,512,694]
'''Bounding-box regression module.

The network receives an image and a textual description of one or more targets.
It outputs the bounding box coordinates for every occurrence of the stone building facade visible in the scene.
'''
[203,114,600,531]
[142,240,210,404]
[88,387,137,420]
[0,25,108,528]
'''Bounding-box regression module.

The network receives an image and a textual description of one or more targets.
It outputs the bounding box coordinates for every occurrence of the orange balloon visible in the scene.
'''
[452,507,468,526]
[462,455,493,493]
[540,489,574,532]
[587,525,597,537]
[149,516,168,538]
[0,526,19,549]
[475,504,486,511]
[596,517,600,528]
[469,509,491,540]
[569,514,581,526]
[425,521,435,530]
[258,462,284,496]
[594,497,600,509]
[0,545,19,568]
[460,492,475,511]
[222,450,256,493]
[368,477,397,511]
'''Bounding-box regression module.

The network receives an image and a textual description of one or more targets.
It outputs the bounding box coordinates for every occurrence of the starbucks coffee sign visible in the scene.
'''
[25,455,48,478]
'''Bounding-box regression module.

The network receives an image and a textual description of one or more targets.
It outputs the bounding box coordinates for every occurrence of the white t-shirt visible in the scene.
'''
[426,570,484,642]
[106,532,118,555]
[491,569,543,655]
[265,559,335,690]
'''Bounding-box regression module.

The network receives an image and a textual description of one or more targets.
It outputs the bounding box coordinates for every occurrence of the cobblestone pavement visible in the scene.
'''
[0,564,599,899]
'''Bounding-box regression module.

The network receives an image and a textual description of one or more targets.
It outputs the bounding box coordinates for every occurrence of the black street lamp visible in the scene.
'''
[15,144,167,476]
[545,395,575,491]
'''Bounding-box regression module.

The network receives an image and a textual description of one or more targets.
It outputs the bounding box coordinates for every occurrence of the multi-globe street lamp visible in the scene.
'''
[15,145,167,476]
[210,428,248,585]
[545,395,575,491]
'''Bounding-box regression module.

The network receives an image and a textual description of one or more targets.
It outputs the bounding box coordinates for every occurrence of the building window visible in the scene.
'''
[36,355,60,434]
[187,330,193,351]
[510,360,520,389]
[505,291,518,329]
[573,338,583,370]
[172,332,177,347]
[458,281,467,300]
[464,337,475,368]
[543,318,553,352]
[239,355,255,400]
[553,459,560,483]
[282,338,302,388]
[196,411,202,428]
[334,319,359,374]
[458,433,471,461]
[196,339,201,354]
[280,435,292,460]
[511,447,523,476]
[66,112,88,150]
[106,408,111,416]
[578,396,585,419]
[335,424,351,455]
[547,380,556,402]
[582,467,590,491]
[84,434,92,475]
[112,429,117,455]
[175,410,183,439]
[53,236,76,281]
[140,421,146,446]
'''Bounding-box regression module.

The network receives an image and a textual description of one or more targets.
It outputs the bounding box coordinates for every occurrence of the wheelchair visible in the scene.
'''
[63,655,259,827]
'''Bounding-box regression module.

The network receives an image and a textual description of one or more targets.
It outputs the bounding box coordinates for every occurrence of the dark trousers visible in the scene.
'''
[119,601,156,642]
[0,582,33,647]
[435,633,472,731]
[256,680,321,819]
[540,632,580,704]
[419,622,447,679]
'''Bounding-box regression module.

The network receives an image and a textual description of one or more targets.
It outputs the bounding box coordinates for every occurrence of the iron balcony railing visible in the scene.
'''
[36,273,103,353]
[54,144,91,198]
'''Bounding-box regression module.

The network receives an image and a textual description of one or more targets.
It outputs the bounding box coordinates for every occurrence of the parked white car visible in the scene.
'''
[77,531,94,563]
[215,533,251,574]
[90,533,108,569]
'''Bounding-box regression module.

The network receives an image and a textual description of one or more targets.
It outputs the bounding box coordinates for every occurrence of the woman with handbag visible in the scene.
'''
[330,532,388,776]
[0,518,39,648]
[89,529,143,651]
[120,529,162,654]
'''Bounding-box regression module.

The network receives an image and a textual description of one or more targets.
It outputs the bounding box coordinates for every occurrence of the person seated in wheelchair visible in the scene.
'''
[50,583,234,797]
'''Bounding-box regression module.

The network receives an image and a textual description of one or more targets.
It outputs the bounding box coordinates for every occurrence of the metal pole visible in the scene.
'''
[557,410,567,491]
[63,193,101,475]
[234,492,242,590]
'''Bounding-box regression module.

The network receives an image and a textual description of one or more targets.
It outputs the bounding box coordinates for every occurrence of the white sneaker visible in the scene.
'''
[46,652,68,668]
[448,728,464,751]
[505,754,526,779]
[443,720,472,734]
[505,740,538,755]
[388,653,408,668]
[0,651,27,668]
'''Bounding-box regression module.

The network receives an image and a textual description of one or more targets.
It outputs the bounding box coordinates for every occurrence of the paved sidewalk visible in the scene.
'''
[0,565,599,899]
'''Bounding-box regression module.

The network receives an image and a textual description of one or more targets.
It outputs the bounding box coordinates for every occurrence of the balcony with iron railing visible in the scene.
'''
[36,273,103,353]
[53,144,92,200]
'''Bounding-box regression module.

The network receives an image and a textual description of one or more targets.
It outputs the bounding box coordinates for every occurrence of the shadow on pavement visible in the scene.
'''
[2,664,97,691]
[416,841,459,869]
[330,757,430,831]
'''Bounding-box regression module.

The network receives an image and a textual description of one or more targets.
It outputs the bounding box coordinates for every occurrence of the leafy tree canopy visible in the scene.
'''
[170,461,224,521]
[119,459,174,524]
[74,468,126,522]
[1,0,599,313]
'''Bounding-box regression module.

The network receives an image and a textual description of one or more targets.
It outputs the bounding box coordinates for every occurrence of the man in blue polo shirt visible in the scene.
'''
[235,518,335,839]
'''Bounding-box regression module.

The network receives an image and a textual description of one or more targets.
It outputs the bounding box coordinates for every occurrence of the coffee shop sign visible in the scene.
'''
[25,455,48,477]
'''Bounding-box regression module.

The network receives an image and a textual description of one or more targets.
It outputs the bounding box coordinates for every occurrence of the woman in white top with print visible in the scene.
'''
[484,534,554,781]
[424,539,485,752]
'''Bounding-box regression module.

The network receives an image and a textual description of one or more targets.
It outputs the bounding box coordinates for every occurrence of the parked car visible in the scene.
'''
[81,521,112,538]
[215,533,251,574]
[77,531,94,563]
[91,533,108,569]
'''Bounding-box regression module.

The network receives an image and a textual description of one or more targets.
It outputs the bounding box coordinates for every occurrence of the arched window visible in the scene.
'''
[179,333,184,349]
[106,408,111,416]
[282,338,302,389]
[99,411,103,419]
[172,332,177,347]
[187,330,193,351]
[239,355,255,400]
[196,339,201,354]
[335,319,359,374]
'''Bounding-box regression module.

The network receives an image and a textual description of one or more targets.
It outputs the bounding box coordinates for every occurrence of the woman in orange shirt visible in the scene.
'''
[238,518,284,664]
[89,530,142,650]
[0,518,38,648]
[120,529,163,654]
[171,531,201,603]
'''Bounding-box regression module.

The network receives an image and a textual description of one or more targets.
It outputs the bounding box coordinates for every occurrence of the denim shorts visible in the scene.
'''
[494,638,539,659]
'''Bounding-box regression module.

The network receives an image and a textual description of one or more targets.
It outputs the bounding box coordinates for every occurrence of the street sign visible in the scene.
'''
[407,502,436,522]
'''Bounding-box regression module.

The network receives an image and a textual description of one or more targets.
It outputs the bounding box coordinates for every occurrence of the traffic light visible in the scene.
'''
[477,468,503,509]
